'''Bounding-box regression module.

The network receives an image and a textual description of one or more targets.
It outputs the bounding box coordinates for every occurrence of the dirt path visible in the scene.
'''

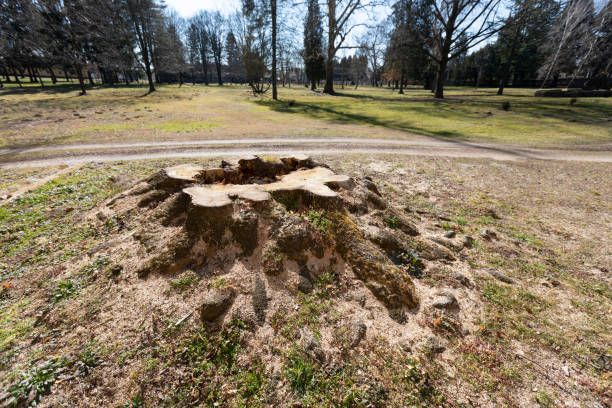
[1,137,611,168]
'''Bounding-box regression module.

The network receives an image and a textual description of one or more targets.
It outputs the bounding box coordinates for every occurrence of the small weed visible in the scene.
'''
[511,231,541,246]
[75,347,100,376]
[569,98,577,106]
[305,209,331,232]
[210,276,228,289]
[440,221,454,231]
[501,101,511,111]
[8,358,66,407]
[80,256,111,280]
[239,369,263,397]
[384,215,400,229]
[285,350,315,394]
[535,390,555,407]
[124,394,143,408]
[316,271,337,288]
[478,215,496,225]
[51,279,78,303]
[169,270,199,292]
[453,215,468,227]
[398,251,424,278]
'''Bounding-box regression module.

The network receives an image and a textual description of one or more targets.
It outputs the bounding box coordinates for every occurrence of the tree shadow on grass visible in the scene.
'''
[258,89,612,140]
[0,82,152,97]
[255,99,546,160]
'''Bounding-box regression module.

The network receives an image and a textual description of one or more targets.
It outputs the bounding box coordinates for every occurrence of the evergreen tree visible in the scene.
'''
[303,0,325,90]
[225,31,243,82]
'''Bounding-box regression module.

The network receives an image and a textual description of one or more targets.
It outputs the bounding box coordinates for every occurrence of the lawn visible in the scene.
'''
[1,82,610,149]
[260,86,612,146]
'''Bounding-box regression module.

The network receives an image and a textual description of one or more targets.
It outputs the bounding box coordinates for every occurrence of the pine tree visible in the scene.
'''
[303,0,325,91]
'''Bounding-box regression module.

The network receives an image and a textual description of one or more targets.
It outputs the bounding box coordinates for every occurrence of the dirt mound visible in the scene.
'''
[9,156,483,406]
[102,156,451,324]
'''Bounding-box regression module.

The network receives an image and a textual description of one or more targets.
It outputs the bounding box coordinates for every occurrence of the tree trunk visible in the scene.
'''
[48,67,57,84]
[13,69,22,87]
[552,73,559,88]
[27,67,35,83]
[75,64,86,95]
[64,69,70,82]
[323,0,336,94]
[215,59,222,86]
[434,56,448,99]
[310,80,316,91]
[36,69,44,88]
[271,0,278,99]
[87,70,95,86]
[497,77,505,95]
[200,47,209,85]
[145,64,155,93]
[399,72,404,94]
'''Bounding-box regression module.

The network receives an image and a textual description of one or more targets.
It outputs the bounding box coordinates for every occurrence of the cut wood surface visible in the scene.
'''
[181,166,351,208]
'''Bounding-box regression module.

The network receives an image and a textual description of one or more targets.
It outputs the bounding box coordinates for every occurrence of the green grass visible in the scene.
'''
[0,162,162,280]
[285,350,316,394]
[258,86,612,146]
[0,300,34,355]
[169,270,199,292]
[150,119,219,133]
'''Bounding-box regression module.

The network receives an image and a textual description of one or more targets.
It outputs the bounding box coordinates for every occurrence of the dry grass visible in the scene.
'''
[0,154,610,407]
[1,84,610,149]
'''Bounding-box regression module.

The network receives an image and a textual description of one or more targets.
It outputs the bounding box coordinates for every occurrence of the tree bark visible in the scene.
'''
[497,78,506,95]
[36,69,44,88]
[434,55,448,99]
[271,0,278,99]
[75,64,86,95]
[27,67,36,83]
[310,80,316,91]
[87,70,95,86]
[399,72,404,94]
[144,64,155,93]
[48,67,57,84]
[215,59,222,86]
[201,59,209,85]
[13,69,22,87]
[323,0,336,94]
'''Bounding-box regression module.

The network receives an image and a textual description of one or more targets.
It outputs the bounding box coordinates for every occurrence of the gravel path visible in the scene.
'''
[1,137,611,168]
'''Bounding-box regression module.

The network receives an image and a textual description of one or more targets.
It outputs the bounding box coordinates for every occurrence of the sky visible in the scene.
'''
[164,0,242,17]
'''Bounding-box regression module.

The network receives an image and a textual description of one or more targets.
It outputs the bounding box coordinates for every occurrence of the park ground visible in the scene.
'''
[0,83,610,407]
[0,83,610,152]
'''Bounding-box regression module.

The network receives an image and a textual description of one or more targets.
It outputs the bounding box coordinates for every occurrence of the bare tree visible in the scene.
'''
[418,0,505,98]
[360,24,386,87]
[204,11,225,85]
[323,0,375,94]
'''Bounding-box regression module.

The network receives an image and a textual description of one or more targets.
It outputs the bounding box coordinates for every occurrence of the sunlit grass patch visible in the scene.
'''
[149,119,220,133]
[0,299,34,354]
